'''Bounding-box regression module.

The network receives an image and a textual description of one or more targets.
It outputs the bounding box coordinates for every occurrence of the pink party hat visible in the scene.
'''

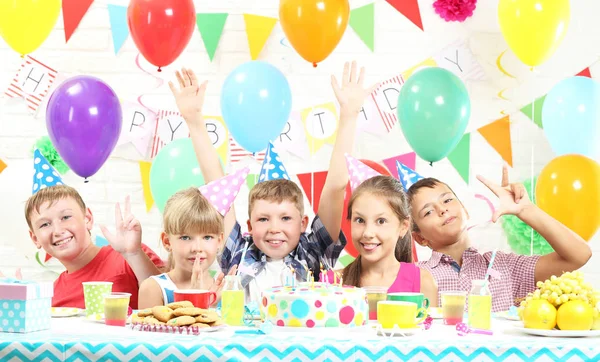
[345,154,381,192]
[199,167,250,216]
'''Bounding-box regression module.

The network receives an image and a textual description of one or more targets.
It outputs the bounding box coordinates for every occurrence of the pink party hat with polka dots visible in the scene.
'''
[199,167,250,216]
[345,154,381,192]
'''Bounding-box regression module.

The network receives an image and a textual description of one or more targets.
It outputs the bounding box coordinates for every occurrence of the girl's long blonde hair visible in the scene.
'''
[162,187,224,271]
[342,176,413,287]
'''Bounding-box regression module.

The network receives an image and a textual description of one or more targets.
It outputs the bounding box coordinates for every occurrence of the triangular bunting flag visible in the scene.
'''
[243,14,278,60]
[297,171,328,214]
[246,173,260,190]
[349,3,375,52]
[447,133,471,184]
[520,95,546,129]
[196,13,229,61]
[396,161,424,190]
[576,67,592,78]
[107,4,129,54]
[383,152,416,179]
[139,161,154,212]
[0,158,6,175]
[477,116,513,167]
[63,0,94,43]
[385,0,423,31]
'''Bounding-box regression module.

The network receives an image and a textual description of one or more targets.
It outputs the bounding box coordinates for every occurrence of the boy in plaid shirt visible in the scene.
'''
[168,61,377,303]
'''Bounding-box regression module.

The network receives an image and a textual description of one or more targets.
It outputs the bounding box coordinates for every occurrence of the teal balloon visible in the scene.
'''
[150,138,205,213]
[397,67,470,163]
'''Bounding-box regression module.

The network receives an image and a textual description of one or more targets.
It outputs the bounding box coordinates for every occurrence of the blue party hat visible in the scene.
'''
[258,142,290,183]
[396,161,424,190]
[32,149,64,194]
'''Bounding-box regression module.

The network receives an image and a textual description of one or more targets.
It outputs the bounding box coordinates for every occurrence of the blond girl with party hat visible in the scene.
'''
[138,168,249,309]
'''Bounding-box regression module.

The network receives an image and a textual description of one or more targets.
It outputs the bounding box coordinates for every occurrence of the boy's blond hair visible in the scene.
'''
[248,179,304,217]
[25,185,86,230]
[163,187,224,236]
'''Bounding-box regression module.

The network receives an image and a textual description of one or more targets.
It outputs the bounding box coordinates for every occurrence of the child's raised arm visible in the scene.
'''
[477,165,592,283]
[319,61,378,239]
[168,68,237,240]
[100,196,161,285]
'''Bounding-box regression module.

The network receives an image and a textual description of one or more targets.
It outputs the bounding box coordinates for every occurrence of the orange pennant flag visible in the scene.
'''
[243,14,278,60]
[0,158,6,174]
[139,161,154,212]
[478,116,513,167]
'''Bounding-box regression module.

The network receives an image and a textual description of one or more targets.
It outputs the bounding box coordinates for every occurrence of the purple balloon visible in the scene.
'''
[46,76,122,179]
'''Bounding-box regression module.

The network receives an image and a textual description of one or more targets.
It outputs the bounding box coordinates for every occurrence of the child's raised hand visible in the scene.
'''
[330,61,378,116]
[168,67,208,122]
[477,164,533,222]
[100,196,142,257]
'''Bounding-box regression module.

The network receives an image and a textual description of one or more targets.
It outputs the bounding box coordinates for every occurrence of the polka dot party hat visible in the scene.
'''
[258,142,290,183]
[345,154,381,192]
[396,161,424,190]
[199,166,250,216]
[32,148,64,194]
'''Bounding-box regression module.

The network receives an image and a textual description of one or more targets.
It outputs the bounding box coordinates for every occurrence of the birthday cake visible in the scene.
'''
[261,283,368,328]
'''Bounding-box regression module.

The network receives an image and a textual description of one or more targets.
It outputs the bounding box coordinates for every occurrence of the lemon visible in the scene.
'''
[522,300,556,330]
[557,300,594,331]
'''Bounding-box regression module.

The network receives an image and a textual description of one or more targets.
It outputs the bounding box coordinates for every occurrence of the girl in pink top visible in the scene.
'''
[327,176,438,305]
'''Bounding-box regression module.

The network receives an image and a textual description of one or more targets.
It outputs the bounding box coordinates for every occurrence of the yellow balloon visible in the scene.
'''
[498,0,570,66]
[0,0,61,55]
[536,155,600,241]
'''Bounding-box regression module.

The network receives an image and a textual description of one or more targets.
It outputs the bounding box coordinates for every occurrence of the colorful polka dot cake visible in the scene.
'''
[261,283,368,328]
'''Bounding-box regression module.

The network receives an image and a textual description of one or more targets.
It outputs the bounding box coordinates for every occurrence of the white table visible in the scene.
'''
[0,317,599,361]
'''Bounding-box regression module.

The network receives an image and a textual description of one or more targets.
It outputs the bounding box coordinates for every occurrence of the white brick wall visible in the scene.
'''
[1,0,599,286]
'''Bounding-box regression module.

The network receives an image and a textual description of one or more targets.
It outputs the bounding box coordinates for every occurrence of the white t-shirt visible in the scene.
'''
[247,258,288,304]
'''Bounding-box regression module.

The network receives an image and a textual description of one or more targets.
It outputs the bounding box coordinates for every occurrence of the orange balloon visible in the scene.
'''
[536,155,600,241]
[279,0,349,67]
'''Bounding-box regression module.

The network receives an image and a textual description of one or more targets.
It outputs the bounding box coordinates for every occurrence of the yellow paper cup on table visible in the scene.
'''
[104,293,131,326]
[82,282,113,317]
[377,301,427,329]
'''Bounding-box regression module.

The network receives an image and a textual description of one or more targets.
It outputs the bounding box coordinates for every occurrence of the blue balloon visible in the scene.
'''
[542,76,600,161]
[220,61,292,153]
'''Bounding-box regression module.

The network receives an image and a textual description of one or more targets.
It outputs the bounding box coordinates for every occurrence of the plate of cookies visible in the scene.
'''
[130,301,226,335]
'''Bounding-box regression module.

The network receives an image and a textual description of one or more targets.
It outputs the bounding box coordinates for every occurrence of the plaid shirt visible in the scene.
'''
[220,215,347,288]
[418,247,540,312]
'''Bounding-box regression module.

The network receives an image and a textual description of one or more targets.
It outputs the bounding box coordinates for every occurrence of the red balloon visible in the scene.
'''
[342,160,418,261]
[127,0,196,71]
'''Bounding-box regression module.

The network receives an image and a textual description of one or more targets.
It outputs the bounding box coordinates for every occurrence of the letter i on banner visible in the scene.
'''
[4,56,58,113]
[204,116,229,165]
[150,110,189,158]
[301,102,339,155]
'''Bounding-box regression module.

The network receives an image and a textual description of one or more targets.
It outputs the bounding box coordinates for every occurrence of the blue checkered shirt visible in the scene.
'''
[220,215,346,288]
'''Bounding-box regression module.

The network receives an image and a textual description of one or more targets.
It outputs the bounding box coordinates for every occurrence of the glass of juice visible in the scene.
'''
[221,275,245,326]
[468,280,492,330]
[104,292,131,326]
[441,291,467,325]
[364,286,388,321]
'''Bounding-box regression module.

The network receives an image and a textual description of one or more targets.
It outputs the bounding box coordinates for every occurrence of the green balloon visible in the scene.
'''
[397,67,471,163]
[150,138,205,213]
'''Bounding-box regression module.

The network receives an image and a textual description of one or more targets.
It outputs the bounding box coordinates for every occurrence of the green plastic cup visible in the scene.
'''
[82,281,113,317]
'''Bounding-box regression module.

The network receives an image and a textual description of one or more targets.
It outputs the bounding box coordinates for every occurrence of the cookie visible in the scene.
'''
[151,306,174,323]
[131,313,145,323]
[173,307,205,317]
[208,319,224,327]
[195,310,219,323]
[143,316,165,325]
[166,301,194,310]
[137,308,153,317]
[167,316,196,326]
[191,322,210,328]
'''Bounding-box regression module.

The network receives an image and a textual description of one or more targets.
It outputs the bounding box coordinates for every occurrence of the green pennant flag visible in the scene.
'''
[349,3,375,52]
[520,95,546,129]
[196,13,229,61]
[447,133,471,184]
[247,173,259,190]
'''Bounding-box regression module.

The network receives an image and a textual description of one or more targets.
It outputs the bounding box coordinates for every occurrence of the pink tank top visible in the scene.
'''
[323,262,420,292]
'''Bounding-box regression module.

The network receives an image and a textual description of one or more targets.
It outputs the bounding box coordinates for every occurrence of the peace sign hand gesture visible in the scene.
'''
[476,164,532,222]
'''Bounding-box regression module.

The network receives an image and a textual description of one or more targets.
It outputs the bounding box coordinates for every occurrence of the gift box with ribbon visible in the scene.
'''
[0,278,53,333]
